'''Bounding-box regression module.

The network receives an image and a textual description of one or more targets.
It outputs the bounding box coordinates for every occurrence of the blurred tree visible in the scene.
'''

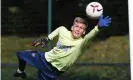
[1,0,129,38]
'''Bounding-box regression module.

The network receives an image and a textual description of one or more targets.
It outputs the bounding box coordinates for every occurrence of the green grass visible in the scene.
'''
[79,35,130,63]
[1,66,38,80]
[1,35,130,63]
[2,66,130,80]
[1,35,47,63]
[64,66,130,80]
[1,35,130,80]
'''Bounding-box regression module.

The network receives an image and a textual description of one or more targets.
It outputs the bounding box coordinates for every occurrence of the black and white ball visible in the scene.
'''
[86,2,103,19]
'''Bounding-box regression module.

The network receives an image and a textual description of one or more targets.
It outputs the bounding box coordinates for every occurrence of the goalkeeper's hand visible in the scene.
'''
[98,15,111,29]
[32,37,50,47]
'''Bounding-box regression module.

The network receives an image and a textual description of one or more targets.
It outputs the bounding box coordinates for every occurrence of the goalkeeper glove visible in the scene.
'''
[32,37,50,47]
[98,15,111,29]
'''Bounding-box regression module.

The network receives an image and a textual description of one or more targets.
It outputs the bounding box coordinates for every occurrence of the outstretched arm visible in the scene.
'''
[81,25,99,48]
[32,26,64,47]
[83,15,111,44]
[80,15,111,52]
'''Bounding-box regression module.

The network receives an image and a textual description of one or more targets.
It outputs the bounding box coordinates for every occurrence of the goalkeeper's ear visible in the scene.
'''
[71,26,73,31]
[83,31,86,35]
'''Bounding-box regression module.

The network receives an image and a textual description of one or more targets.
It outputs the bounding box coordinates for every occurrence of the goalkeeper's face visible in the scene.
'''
[71,23,86,39]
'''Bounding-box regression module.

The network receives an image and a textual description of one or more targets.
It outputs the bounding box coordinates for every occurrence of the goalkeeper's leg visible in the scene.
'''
[13,59,27,78]
[13,52,27,78]
[13,50,64,80]
[13,50,37,78]
[18,58,26,71]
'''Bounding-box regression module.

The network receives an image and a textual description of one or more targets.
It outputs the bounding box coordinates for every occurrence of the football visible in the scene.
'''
[85,2,103,19]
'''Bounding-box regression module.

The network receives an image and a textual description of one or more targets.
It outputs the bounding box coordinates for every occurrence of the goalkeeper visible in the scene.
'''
[13,15,111,80]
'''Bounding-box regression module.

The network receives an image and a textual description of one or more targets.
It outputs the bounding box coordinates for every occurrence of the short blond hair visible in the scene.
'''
[73,17,88,27]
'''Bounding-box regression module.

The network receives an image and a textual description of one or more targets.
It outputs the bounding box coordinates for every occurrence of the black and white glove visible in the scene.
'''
[32,37,50,47]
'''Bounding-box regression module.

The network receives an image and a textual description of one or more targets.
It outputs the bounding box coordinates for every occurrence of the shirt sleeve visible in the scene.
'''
[80,25,99,53]
[48,26,65,40]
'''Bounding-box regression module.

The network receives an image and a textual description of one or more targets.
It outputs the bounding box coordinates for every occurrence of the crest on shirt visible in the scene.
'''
[56,41,72,52]
[31,53,36,57]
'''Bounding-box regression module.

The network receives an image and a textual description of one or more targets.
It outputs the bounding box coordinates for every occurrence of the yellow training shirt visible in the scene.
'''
[45,26,99,71]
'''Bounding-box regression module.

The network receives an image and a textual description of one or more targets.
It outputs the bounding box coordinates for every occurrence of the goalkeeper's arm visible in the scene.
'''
[32,26,64,47]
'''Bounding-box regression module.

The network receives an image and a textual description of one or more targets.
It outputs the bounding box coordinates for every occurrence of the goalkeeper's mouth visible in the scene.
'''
[75,32,79,35]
